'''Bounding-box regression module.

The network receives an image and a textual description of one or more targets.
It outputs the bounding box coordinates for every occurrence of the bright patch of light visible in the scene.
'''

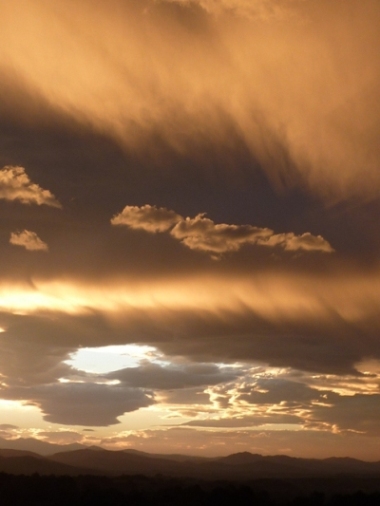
[355,358,380,376]
[65,344,165,374]
[256,423,301,431]
[0,399,27,409]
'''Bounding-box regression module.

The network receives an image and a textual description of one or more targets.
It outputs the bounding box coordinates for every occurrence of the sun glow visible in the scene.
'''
[65,344,163,374]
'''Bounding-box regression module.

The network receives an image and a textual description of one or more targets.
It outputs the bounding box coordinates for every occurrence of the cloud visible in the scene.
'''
[0,166,61,208]
[228,377,322,406]
[10,230,49,252]
[37,430,83,444]
[3,383,154,426]
[160,0,299,20]
[1,305,380,430]
[171,214,334,254]
[184,414,301,428]
[309,393,380,435]
[1,1,380,202]
[0,424,18,431]
[177,370,380,435]
[111,205,182,232]
[108,362,237,390]
[1,263,379,380]
[112,204,334,255]
[170,214,273,253]
[159,387,211,405]
[0,0,378,457]
[258,232,335,253]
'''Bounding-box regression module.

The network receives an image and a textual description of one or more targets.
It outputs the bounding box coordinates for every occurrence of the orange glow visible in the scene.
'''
[0,269,378,328]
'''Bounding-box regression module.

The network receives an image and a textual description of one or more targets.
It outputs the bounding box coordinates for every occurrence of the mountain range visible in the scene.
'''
[1,437,380,480]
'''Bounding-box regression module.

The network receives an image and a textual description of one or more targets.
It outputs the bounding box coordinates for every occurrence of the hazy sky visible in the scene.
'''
[1,0,380,459]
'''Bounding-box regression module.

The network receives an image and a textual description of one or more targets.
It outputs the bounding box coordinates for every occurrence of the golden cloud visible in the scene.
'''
[0,166,61,208]
[112,204,334,254]
[111,205,182,232]
[9,230,49,252]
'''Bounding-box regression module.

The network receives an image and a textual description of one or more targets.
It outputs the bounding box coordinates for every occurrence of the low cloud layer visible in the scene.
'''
[112,205,334,255]
[0,166,61,208]
[0,297,380,431]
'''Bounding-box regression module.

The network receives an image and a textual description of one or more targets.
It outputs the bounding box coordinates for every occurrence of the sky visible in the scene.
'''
[1,0,380,460]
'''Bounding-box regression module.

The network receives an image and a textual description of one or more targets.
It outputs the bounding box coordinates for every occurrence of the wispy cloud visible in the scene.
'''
[10,230,49,252]
[1,1,379,202]
[0,166,61,208]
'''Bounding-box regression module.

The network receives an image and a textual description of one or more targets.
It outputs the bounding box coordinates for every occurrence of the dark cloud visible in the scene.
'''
[231,378,323,405]
[108,362,237,390]
[2,383,154,427]
[159,387,211,405]
[309,393,380,435]
[0,424,18,431]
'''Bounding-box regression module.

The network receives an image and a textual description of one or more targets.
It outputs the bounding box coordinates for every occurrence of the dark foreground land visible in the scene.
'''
[1,446,380,504]
[1,472,380,505]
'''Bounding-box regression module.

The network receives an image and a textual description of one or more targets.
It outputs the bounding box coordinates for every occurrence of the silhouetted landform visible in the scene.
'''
[2,442,380,481]
[0,436,85,455]
[48,448,380,481]
[0,452,100,477]
[1,445,380,504]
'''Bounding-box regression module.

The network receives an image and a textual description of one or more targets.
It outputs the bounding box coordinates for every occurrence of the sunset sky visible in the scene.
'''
[1,0,380,460]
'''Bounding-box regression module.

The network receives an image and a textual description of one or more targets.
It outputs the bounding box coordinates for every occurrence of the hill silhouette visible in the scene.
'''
[0,444,380,504]
[0,436,84,455]
[1,442,380,481]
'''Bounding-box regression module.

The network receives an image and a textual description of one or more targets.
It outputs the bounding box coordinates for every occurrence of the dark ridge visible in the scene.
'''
[0,455,95,476]
[1,445,380,482]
